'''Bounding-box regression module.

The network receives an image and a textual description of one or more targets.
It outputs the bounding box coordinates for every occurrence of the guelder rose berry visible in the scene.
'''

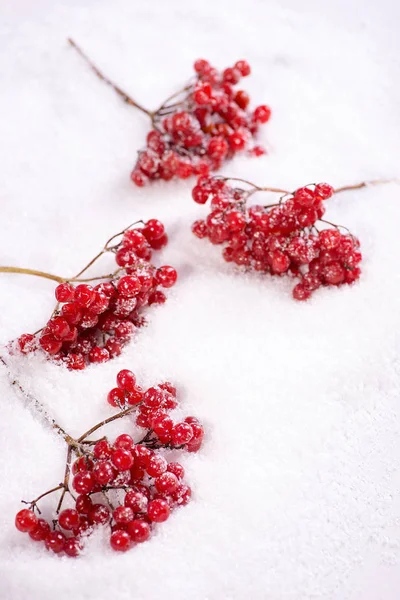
[191,176,362,301]
[17,219,177,370]
[14,372,204,557]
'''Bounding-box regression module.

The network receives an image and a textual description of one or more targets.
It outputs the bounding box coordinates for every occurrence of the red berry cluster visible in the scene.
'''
[15,373,204,556]
[131,59,270,186]
[107,370,204,452]
[192,177,362,300]
[17,220,178,369]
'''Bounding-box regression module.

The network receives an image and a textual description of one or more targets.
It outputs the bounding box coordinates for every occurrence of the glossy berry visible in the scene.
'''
[29,518,50,541]
[116,369,136,391]
[73,472,95,495]
[127,519,151,543]
[15,509,37,533]
[58,509,80,531]
[147,499,170,523]
[110,530,131,552]
[64,537,82,557]
[89,504,111,525]
[112,448,134,471]
[171,423,194,446]
[45,531,66,554]
[155,266,178,288]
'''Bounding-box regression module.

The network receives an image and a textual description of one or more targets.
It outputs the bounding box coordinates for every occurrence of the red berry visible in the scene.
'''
[93,439,112,460]
[319,229,341,250]
[292,283,312,301]
[171,423,194,446]
[253,105,271,123]
[45,530,66,553]
[143,219,165,241]
[192,185,210,204]
[115,434,134,450]
[127,519,150,543]
[314,182,334,200]
[146,454,167,477]
[113,506,134,525]
[39,334,62,355]
[147,499,170,523]
[155,472,179,494]
[93,460,114,485]
[110,530,131,552]
[29,518,50,541]
[88,347,110,363]
[117,275,141,298]
[58,509,80,531]
[112,448,134,471]
[124,490,148,513]
[234,90,250,109]
[55,283,75,303]
[73,471,95,495]
[130,170,148,187]
[75,495,93,515]
[194,58,210,74]
[89,503,111,525]
[15,509,37,533]
[116,369,136,391]
[18,333,36,354]
[167,462,185,479]
[155,266,178,288]
[235,60,251,76]
[107,387,125,408]
[74,284,95,308]
[64,537,82,557]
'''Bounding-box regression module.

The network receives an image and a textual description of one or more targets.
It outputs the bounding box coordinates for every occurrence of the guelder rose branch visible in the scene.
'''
[68,39,272,186]
[191,176,398,300]
[14,369,204,556]
[1,218,177,370]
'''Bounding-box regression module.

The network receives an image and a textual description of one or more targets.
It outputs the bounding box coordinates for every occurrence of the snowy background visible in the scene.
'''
[1,0,400,598]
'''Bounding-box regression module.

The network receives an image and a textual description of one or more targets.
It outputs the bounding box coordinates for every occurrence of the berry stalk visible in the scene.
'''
[68,38,153,118]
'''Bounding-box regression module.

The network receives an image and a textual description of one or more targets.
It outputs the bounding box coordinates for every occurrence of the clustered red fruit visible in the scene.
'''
[15,374,204,556]
[192,177,362,300]
[131,59,270,186]
[107,370,204,453]
[17,220,178,369]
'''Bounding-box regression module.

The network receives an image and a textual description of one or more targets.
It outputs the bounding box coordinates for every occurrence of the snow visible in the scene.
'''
[1,0,400,598]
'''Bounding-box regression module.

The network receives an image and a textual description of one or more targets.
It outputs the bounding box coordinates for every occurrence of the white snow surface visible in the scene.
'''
[1,0,400,598]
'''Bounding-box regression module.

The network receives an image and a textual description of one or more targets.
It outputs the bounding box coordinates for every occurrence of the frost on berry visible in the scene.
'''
[14,373,203,558]
[191,177,361,300]
[130,59,271,186]
[15,221,178,370]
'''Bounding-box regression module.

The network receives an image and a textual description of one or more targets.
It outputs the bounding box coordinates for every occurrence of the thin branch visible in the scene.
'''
[68,38,153,118]
[0,267,65,283]
[335,178,399,194]
[56,447,73,513]
[71,249,106,280]
[0,355,74,445]
[77,407,135,442]
[22,484,64,509]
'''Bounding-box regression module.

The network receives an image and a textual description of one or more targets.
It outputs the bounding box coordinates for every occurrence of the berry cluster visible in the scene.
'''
[107,370,204,452]
[129,59,270,186]
[192,177,362,300]
[15,372,204,556]
[16,220,177,369]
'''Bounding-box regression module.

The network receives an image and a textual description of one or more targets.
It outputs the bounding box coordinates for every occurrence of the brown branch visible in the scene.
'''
[68,38,153,118]
[56,446,73,513]
[0,267,65,283]
[77,406,135,442]
[70,249,106,280]
[22,484,65,513]
[335,178,399,194]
